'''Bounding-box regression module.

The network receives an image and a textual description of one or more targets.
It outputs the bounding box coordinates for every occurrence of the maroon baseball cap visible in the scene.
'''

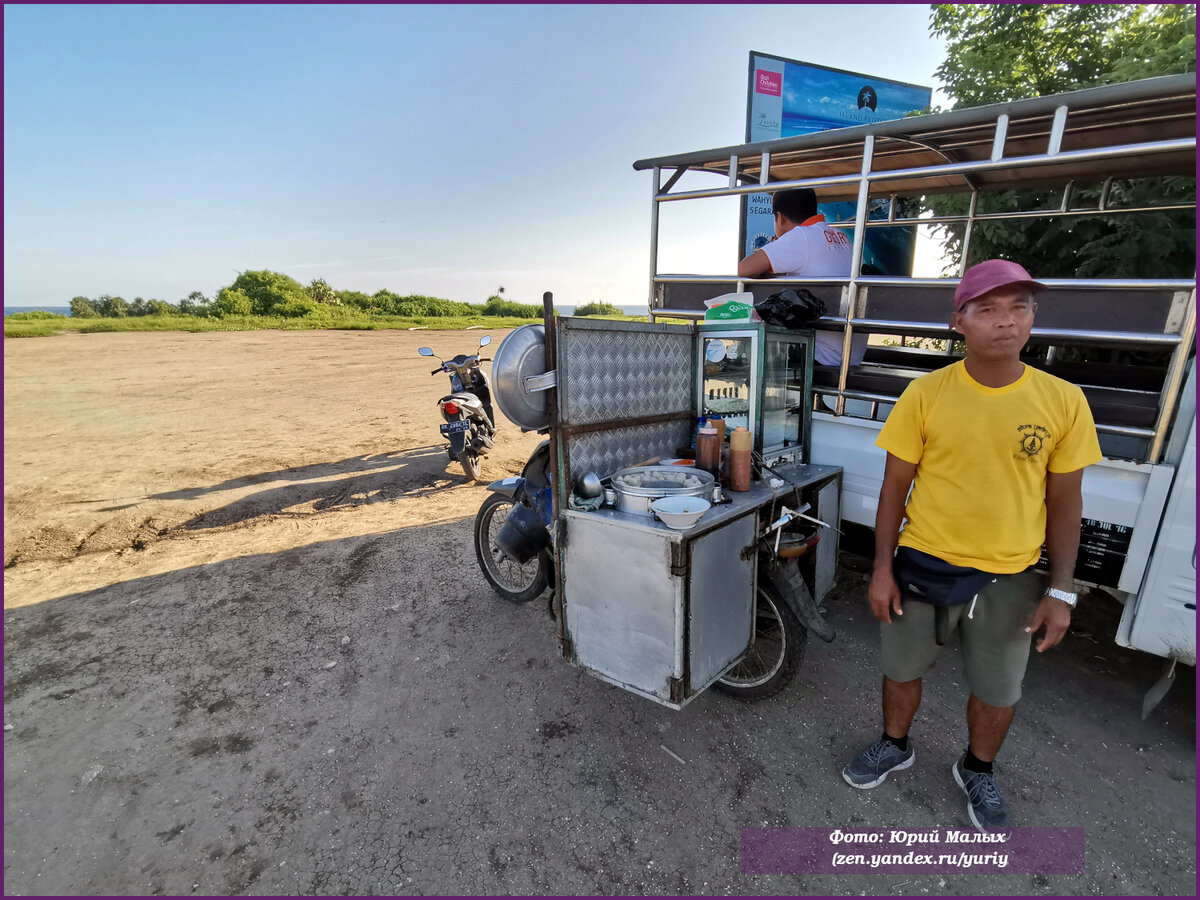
[954,259,1045,310]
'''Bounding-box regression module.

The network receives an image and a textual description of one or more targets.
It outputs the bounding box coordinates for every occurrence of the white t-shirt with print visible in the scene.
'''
[762,216,867,366]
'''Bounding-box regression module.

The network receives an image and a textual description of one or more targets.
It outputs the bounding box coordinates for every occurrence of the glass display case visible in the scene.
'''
[696,324,814,466]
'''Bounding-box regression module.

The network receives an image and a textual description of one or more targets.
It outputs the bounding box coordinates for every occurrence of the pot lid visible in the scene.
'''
[491,324,550,430]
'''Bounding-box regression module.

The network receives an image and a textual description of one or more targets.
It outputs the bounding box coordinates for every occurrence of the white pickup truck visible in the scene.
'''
[634,73,1196,712]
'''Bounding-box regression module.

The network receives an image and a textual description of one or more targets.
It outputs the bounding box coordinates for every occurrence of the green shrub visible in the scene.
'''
[6,310,65,320]
[573,301,623,317]
[338,290,374,310]
[372,291,475,317]
[480,296,541,318]
[212,287,254,317]
[226,270,310,316]
[272,294,324,318]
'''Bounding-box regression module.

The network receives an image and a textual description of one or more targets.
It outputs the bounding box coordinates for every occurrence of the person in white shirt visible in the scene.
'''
[738,188,868,367]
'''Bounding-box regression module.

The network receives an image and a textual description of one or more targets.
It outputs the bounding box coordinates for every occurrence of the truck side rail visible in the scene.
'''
[651,276,1195,463]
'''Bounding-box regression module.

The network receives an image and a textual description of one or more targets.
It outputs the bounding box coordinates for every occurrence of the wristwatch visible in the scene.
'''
[1045,587,1078,608]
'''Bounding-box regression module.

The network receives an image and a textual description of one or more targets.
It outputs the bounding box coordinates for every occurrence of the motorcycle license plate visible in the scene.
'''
[440,420,470,435]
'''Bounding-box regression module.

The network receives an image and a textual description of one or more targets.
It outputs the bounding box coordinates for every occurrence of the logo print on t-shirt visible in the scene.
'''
[1018,424,1051,458]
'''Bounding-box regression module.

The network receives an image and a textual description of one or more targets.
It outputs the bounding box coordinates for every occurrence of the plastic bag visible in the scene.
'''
[753,288,826,329]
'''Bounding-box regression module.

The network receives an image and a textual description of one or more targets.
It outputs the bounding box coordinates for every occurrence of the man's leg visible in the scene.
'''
[843,606,936,791]
[883,675,922,740]
[955,568,1040,829]
[966,693,1014,761]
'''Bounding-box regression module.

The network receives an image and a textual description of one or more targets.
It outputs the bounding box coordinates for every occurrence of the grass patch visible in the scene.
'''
[4,309,653,339]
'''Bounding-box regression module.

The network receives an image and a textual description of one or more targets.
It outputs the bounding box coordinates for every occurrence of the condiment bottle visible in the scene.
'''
[696,426,720,479]
[729,426,752,492]
[708,414,725,446]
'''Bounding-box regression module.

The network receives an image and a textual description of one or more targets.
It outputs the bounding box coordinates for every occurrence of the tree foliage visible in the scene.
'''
[61,277,556,321]
[227,270,310,316]
[212,287,253,317]
[70,296,99,318]
[926,4,1196,277]
[178,290,212,317]
[306,278,340,306]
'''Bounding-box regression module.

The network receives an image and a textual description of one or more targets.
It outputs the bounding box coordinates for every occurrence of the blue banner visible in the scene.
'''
[744,54,932,273]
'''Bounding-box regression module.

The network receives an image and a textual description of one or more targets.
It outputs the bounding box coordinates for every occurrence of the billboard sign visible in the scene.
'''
[743,53,932,274]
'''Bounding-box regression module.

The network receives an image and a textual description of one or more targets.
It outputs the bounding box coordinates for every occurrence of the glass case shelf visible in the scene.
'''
[696,324,814,465]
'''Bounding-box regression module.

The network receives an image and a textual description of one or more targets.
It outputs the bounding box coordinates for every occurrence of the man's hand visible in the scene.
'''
[869,569,903,623]
[1026,595,1072,652]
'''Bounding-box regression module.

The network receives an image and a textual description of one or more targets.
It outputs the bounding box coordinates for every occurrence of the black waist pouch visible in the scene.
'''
[893,547,995,645]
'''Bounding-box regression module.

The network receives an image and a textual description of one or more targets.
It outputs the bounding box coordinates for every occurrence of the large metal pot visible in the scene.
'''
[610,466,715,517]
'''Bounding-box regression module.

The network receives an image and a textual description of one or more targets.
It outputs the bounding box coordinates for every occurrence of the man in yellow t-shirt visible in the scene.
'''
[841,259,1102,831]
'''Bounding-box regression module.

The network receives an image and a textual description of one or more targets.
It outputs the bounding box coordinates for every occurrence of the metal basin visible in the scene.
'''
[610,466,714,516]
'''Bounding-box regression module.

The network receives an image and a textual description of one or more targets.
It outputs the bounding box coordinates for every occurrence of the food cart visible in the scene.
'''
[492,309,842,708]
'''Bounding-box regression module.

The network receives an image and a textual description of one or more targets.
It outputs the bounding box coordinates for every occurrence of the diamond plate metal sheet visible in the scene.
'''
[568,420,693,481]
[559,325,693,424]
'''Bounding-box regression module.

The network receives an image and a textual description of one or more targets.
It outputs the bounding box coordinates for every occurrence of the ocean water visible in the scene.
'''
[5,305,72,316]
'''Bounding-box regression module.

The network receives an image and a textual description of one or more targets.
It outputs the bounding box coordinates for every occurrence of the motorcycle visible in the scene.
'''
[418,336,496,481]
[474,439,555,605]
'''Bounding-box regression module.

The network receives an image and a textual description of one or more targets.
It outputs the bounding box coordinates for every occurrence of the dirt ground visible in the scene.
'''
[3,329,1196,896]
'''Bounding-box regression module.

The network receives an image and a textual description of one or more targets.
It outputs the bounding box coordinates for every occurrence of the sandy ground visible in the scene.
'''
[3,329,544,607]
[3,329,1195,896]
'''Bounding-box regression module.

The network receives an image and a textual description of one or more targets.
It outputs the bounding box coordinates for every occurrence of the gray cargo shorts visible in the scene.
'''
[879,567,1042,707]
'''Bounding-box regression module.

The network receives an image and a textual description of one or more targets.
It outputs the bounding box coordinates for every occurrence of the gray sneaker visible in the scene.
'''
[842,738,915,789]
[952,755,1013,830]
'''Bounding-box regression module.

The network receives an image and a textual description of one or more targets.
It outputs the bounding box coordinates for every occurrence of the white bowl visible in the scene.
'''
[651,495,711,530]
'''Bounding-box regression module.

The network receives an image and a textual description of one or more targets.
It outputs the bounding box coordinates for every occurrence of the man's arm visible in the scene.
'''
[737,248,773,279]
[1027,467,1084,652]
[870,452,918,623]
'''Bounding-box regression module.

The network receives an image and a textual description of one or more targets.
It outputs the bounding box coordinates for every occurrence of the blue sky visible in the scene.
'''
[3,4,948,309]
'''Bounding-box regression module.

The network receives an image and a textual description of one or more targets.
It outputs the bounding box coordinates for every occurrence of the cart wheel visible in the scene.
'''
[474,494,551,603]
[714,579,805,701]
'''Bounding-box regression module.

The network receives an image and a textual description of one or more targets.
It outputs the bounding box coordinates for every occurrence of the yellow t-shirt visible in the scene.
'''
[876,361,1103,572]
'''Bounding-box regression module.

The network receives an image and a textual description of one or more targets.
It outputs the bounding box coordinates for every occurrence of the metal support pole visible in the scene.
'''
[990,113,1010,161]
[836,134,874,416]
[1048,105,1069,156]
[960,188,979,276]
[648,166,661,312]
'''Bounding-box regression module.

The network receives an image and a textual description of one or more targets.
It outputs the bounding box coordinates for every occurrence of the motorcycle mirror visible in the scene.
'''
[418,347,434,356]
[479,335,492,348]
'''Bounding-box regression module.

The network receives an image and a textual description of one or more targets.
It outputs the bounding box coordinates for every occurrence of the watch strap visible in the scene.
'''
[1045,587,1078,608]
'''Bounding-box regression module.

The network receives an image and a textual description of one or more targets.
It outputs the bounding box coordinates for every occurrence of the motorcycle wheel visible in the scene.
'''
[714,578,805,701]
[473,494,551,604]
[459,449,483,481]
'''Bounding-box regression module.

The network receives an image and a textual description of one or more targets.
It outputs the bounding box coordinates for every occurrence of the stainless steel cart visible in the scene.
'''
[534,311,842,708]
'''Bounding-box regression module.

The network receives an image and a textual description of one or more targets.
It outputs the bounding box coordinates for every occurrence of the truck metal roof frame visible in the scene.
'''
[632,74,1197,203]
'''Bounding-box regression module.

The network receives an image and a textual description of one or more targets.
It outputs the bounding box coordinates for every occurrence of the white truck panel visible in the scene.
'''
[1117,420,1197,664]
